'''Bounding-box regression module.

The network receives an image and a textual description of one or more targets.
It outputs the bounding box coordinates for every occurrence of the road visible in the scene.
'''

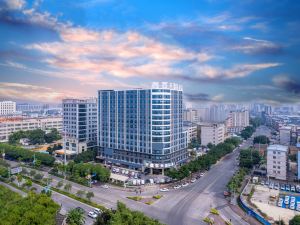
[4,125,272,225]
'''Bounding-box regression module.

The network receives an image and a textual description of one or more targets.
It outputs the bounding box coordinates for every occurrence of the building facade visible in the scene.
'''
[0,101,16,115]
[183,109,199,123]
[183,121,198,145]
[62,99,97,154]
[226,110,249,134]
[0,116,62,142]
[279,126,291,145]
[200,123,225,146]
[267,145,288,180]
[97,82,188,171]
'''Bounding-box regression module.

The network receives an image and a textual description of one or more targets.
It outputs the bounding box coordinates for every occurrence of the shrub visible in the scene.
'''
[127,196,142,201]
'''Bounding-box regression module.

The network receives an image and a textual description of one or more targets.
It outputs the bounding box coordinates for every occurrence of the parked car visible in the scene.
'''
[200,173,205,177]
[291,186,296,192]
[160,188,169,192]
[278,198,283,207]
[281,184,285,191]
[265,180,270,186]
[88,211,97,219]
[286,184,290,191]
[182,183,189,187]
[274,183,279,190]
[174,185,181,189]
[290,202,296,210]
[269,183,274,189]
[284,196,290,205]
[260,180,265,185]
[296,202,300,211]
[191,178,196,183]
[94,208,102,215]
[101,184,109,189]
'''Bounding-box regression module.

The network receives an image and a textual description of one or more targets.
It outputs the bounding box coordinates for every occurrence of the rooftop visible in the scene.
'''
[267,144,288,152]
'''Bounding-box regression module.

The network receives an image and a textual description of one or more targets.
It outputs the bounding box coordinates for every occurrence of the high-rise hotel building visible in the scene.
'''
[62,98,97,154]
[97,82,188,172]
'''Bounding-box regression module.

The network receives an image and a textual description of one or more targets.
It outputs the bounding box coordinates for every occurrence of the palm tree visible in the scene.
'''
[66,208,85,225]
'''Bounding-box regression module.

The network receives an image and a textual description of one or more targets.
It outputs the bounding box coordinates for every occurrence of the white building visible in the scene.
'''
[267,145,288,180]
[0,116,62,142]
[62,98,97,154]
[0,101,16,115]
[183,121,198,145]
[183,109,199,123]
[226,110,249,134]
[279,126,291,145]
[200,123,225,146]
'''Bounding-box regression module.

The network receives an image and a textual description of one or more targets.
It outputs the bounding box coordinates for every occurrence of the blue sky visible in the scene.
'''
[0,0,300,104]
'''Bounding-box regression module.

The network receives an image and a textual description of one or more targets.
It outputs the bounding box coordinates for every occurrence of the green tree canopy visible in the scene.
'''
[66,208,85,225]
[290,215,300,225]
[253,135,270,144]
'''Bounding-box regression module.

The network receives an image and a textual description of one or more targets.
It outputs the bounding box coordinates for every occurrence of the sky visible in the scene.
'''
[0,0,300,105]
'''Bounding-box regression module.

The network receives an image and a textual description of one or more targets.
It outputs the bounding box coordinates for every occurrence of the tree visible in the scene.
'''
[34,173,44,180]
[30,170,36,177]
[17,174,23,187]
[34,159,41,168]
[44,128,61,143]
[66,208,85,225]
[64,183,72,192]
[253,135,270,144]
[56,180,64,188]
[24,179,32,189]
[73,149,97,163]
[86,191,94,201]
[0,166,9,178]
[239,149,261,168]
[290,215,300,225]
[76,190,85,198]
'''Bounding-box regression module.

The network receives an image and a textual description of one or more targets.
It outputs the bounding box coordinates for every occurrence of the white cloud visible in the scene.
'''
[4,0,25,10]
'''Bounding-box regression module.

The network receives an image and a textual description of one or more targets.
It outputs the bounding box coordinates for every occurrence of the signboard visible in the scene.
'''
[10,167,22,175]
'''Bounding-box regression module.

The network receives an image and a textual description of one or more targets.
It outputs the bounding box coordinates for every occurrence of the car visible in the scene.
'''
[281,184,285,191]
[260,180,265,185]
[284,196,290,205]
[265,180,270,186]
[174,185,181,189]
[75,207,85,214]
[200,173,205,177]
[182,183,189,187]
[101,184,109,189]
[269,183,274,189]
[88,211,97,219]
[278,199,283,207]
[296,202,300,211]
[160,188,169,192]
[274,183,279,190]
[191,178,196,183]
[94,208,102,215]
[291,196,296,202]
[290,203,296,210]
[286,185,290,191]
[291,186,296,192]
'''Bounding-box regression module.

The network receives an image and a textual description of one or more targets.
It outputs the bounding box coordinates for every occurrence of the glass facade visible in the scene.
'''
[98,82,188,169]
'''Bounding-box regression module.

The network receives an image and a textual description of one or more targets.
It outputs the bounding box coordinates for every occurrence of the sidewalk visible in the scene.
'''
[229,204,261,225]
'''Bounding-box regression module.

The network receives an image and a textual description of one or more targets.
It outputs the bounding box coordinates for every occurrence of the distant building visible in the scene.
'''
[0,116,62,142]
[183,109,199,123]
[200,123,225,146]
[267,145,288,180]
[298,151,300,180]
[62,98,97,154]
[183,121,198,145]
[0,101,16,115]
[253,143,268,157]
[226,110,249,134]
[279,126,291,145]
[209,104,227,123]
[97,82,188,172]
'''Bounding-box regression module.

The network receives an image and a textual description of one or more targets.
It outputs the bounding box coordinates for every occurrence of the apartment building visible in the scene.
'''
[62,98,97,154]
[98,82,188,172]
[279,126,291,145]
[267,145,288,180]
[183,121,198,145]
[226,110,249,133]
[0,116,62,142]
[0,101,16,115]
[200,123,225,146]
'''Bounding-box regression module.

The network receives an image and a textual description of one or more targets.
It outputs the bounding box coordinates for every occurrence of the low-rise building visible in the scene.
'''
[267,145,288,180]
[183,121,198,144]
[200,123,225,146]
[0,116,62,142]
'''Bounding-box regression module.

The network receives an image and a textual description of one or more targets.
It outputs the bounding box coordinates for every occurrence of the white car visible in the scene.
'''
[291,197,296,203]
[284,196,290,205]
[278,199,283,207]
[174,185,181,189]
[200,173,205,177]
[191,178,196,183]
[296,202,300,211]
[94,208,102,215]
[101,184,109,189]
[182,183,189,187]
[160,188,169,192]
[88,211,97,219]
[290,203,296,210]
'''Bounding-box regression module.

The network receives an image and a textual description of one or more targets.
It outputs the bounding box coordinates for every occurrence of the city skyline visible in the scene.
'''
[0,0,300,105]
